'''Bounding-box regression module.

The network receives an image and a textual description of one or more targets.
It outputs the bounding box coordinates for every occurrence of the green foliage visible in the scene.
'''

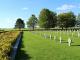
[76,13,80,27]
[77,13,80,21]
[57,11,76,28]
[15,18,25,29]
[39,8,57,29]
[27,14,38,30]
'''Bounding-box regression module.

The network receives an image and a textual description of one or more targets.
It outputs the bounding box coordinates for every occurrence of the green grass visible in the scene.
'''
[16,31,80,60]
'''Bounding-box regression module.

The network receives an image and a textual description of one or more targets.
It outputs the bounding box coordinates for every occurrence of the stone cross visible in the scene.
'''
[68,38,72,46]
[50,34,52,40]
[44,34,47,39]
[60,36,62,44]
[54,36,56,41]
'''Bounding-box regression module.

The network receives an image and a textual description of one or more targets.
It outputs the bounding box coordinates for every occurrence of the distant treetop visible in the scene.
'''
[15,18,25,29]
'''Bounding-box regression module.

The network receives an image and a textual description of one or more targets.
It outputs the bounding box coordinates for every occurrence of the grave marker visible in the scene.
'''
[50,34,52,40]
[68,38,72,46]
[44,34,47,39]
[54,36,56,41]
[60,36,62,44]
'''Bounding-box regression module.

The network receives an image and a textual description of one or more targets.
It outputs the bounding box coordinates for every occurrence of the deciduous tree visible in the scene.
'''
[57,12,76,29]
[15,18,25,29]
[27,14,38,30]
[39,8,57,29]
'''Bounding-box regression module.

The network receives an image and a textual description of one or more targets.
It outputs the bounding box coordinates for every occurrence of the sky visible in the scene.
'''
[0,0,80,28]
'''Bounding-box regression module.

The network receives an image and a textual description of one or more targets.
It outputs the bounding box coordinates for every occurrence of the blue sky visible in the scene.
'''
[0,0,80,28]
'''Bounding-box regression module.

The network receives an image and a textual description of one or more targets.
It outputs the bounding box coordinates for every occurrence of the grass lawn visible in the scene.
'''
[16,31,80,60]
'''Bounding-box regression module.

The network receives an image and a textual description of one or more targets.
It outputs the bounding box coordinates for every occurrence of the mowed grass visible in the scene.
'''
[16,31,80,60]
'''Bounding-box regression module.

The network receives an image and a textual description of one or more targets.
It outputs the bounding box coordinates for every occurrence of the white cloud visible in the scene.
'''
[56,4,75,11]
[22,7,28,10]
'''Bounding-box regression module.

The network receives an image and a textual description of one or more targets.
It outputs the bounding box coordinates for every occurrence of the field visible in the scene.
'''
[16,30,80,60]
[0,31,21,60]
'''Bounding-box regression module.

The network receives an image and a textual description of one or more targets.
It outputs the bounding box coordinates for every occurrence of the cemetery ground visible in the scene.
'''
[16,30,80,60]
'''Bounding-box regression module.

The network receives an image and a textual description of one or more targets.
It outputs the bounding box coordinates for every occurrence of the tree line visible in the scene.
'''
[15,8,80,30]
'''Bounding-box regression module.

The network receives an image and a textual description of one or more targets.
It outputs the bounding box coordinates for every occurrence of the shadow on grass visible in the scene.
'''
[71,45,80,46]
[59,40,74,43]
[15,49,31,60]
[62,41,68,43]
[62,41,74,43]
[56,39,68,43]
[15,32,31,60]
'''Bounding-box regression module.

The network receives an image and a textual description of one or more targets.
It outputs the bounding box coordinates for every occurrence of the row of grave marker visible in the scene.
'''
[44,34,72,46]
[31,30,80,46]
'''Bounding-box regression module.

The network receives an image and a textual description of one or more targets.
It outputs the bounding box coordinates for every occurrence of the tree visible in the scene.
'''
[76,13,80,27]
[27,14,38,30]
[57,12,76,29]
[38,8,57,29]
[15,18,25,29]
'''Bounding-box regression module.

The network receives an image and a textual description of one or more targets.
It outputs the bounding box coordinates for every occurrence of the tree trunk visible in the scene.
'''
[62,27,63,30]
[32,26,34,31]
